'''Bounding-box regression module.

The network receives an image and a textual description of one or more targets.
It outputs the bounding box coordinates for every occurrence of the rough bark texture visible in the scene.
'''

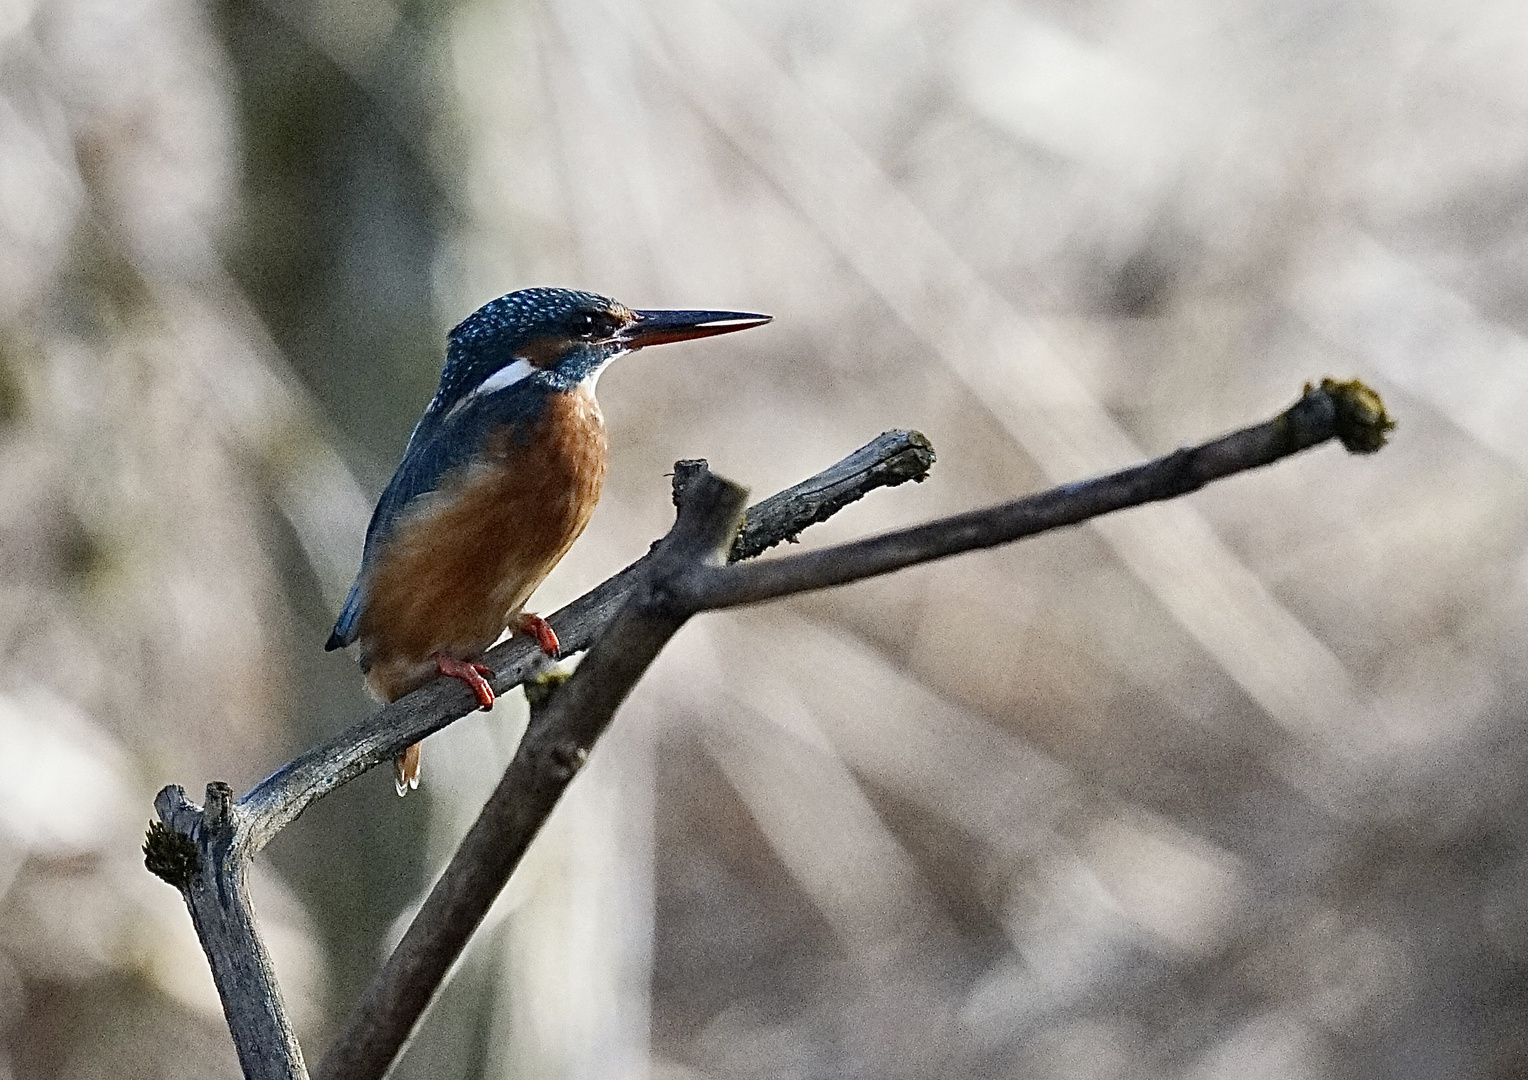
[152,785,308,1080]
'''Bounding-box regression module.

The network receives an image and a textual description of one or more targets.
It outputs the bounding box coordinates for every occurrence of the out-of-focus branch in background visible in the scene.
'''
[4,0,1524,1073]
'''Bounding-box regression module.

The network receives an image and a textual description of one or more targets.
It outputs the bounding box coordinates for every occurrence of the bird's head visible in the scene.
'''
[435,287,770,415]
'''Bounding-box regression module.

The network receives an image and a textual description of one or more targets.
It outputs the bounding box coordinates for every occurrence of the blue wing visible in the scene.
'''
[325,384,550,650]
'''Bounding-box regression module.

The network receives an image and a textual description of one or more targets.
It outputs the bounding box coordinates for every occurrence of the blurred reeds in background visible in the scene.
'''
[0,0,1526,1076]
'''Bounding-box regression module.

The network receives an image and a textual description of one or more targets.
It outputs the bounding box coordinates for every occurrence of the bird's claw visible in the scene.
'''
[436,655,496,710]
[517,613,560,658]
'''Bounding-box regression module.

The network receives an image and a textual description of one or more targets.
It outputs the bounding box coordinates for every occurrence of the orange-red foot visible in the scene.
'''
[517,612,560,658]
[436,655,496,710]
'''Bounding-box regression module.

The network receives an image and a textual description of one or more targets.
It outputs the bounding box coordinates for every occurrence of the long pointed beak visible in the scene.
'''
[620,308,772,349]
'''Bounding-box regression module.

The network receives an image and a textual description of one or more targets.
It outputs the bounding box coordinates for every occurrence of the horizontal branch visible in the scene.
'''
[236,429,935,853]
[672,378,1394,611]
[316,471,750,1080]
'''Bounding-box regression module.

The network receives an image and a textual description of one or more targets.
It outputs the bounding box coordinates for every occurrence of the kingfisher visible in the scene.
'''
[327,287,770,794]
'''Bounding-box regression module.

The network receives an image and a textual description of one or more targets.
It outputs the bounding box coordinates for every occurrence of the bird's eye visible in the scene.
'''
[574,312,619,341]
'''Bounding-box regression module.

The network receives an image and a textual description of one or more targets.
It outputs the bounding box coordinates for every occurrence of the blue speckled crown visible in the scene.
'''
[449,287,613,345]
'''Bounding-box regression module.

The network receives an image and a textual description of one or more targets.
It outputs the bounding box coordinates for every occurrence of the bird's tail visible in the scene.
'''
[395,743,422,796]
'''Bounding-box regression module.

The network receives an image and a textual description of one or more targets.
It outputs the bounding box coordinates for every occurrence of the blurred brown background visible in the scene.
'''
[0,0,1525,1076]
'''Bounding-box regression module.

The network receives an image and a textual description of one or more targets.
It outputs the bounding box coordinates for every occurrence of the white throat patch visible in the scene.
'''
[581,343,630,394]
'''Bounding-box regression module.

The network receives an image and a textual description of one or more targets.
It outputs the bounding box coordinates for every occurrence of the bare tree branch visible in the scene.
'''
[145,379,1392,1080]
[236,429,935,854]
[314,471,751,1080]
[679,427,937,560]
[675,379,1392,610]
[148,785,308,1080]
[145,429,934,1079]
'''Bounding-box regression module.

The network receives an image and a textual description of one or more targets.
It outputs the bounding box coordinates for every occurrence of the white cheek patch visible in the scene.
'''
[474,357,536,396]
[442,357,538,422]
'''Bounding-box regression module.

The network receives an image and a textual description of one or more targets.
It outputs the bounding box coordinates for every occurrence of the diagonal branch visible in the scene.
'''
[315,470,750,1080]
[236,429,935,853]
[678,427,936,560]
[676,379,1392,610]
[146,430,933,1080]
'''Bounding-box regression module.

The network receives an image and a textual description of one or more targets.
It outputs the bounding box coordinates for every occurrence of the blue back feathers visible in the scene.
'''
[326,288,627,651]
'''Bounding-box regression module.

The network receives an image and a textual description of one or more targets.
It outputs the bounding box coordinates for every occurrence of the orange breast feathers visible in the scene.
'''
[357,386,608,702]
